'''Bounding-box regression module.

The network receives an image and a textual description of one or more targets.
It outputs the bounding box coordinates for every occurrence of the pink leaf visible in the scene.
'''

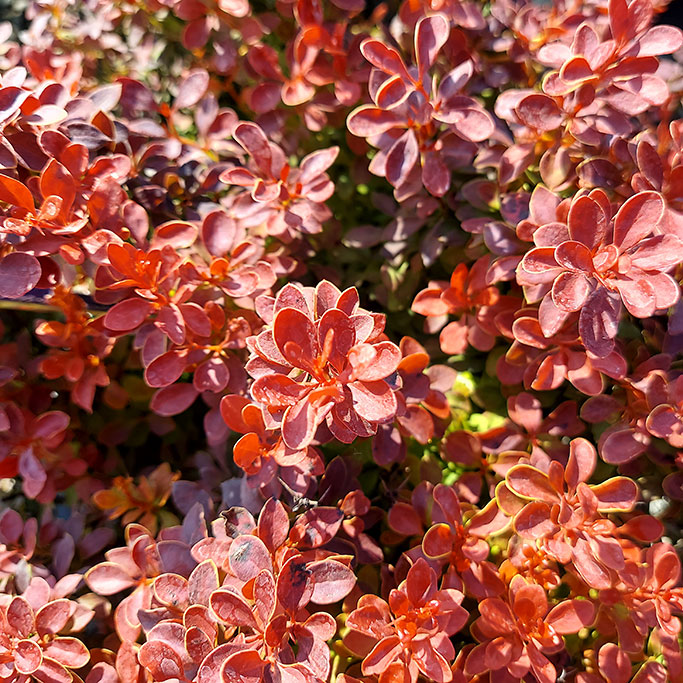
[153,220,198,249]
[14,640,42,675]
[362,635,403,675]
[568,195,607,250]
[210,589,258,629]
[221,650,267,683]
[639,25,683,56]
[228,535,271,581]
[0,253,42,299]
[516,94,563,131]
[138,641,183,680]
[299,147,339,185]
[35,600,71,636]
[174,69,210,110]
[194,357,229,393]
[590,477,638,511]
[375,74,410,110]
[506,465,558,503]
[290,507,343,548]
[597,644,631,683]
[19,450,47,499]
[7,597,34,637]
[43,637,90,669]
[599,425,649,465]
[309,559,356,604]
[564,437,596,490]
[31,411,69,440]
[85,562,136,595]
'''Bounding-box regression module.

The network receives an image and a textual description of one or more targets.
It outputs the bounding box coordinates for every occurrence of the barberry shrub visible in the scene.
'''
[0,0,682,682]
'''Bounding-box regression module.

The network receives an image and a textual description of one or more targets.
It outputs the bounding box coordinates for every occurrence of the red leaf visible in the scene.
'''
[153,220,198,249]
[0,173,35,212]
[289,507,343,548]
[385,130,419,187]
[514,502,557,539]
[506,465,558,503]
[568,196,607,250]
[194,357,229,393]
[613,276,656,318]
[347,105,402,137]
[299,147,339,185]
[422,523,453,557]
[150,384,198,416]
[210,589,258,629]
[597,643,631,683]
[35,600,71,636]
[277,557,314,612]
[609,0,630,42]
[546,599,595,634]
[422,149,450,196]
[233,122,272,175]
[19,450,47,499]
[282,395,334,450]
[555,240,593,272]
[638,25,683,56]
[415,14,450,80]
[565,437,596,491]
[31,411,69,440]
[520,247,559,274]
[273,307,318,368]
[104,298,154,332]
[221,650,267,683]
[388,502,422,536]
[155,304,185,345]
[360,40,413,84]
[579,289,620,358]
[145,350,188,388]
[516,94,563,131]
[362,635,402,676]
[375,74,410,110]
[613,191,664,251]
[348,380,397,423]
[40,160,75,219]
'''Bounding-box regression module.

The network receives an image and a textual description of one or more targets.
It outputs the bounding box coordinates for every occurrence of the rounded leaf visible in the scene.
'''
[228,535,271,581]
[104,298,154,332]
[0,253,41,299]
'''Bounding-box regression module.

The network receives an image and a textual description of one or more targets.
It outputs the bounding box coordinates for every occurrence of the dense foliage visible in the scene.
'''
[1,0,683,681]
